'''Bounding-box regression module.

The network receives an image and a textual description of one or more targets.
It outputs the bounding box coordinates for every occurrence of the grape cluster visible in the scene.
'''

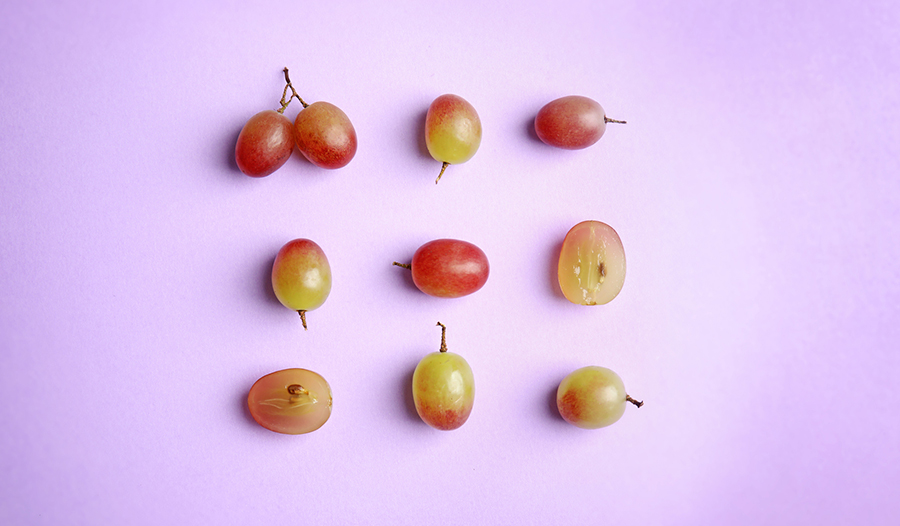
[242,69,641,435]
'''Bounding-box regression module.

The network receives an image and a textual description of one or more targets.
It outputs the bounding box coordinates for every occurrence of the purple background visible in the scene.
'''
[2,1,898,524]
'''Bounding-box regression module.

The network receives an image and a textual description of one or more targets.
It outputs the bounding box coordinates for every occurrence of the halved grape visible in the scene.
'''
[558,220,626,305]
[248,368,332,435]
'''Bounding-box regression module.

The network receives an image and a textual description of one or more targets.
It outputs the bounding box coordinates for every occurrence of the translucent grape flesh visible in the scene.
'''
[248,368,333,434]
[272,239,332,312]
[558,221,626,305]
[412,352,475,430]
[557,366,627,429]
[425,94,482,164]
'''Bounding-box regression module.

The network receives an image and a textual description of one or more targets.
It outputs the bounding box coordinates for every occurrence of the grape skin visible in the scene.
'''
[408,239,489,298]
[557,366,628,429]
[235,110,295,177]
[535,95,607,150]
[413,351,475,431]
[425,94,482,165]
[271,239,332,315]
[293,102,357,169]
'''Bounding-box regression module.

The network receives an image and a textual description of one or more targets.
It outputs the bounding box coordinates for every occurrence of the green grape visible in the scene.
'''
[412,322,475,430]
[558,220,626,305]
[557,366,642,429]
[424,94,482,183]
[247,368,332,434]
[271,239,332,329]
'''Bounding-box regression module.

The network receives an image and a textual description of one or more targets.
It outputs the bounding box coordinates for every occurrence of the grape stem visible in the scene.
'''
[605,116,627,124]
[298,310,308,330]
[435,162,450,184]
[392,262,412,270]
[278,67,309,114]
[436,321,448,353]
[626,395,643,408]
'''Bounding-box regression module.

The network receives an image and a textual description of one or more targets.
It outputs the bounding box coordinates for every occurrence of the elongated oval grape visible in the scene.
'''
[235,110,295,177]
[412,323,474,430]
[425,94,482,183]
[293,101,357,169]
[535,96,618,150]
[248,368,332,434]
[557,366,641,429]
[396,239,489,298]
[272,239,332,328]
[558,220,625,305]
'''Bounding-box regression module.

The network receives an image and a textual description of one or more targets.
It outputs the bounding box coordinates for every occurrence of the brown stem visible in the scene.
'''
[605,116,627,124]
[298,310,308,330]
[435,162,450,184]
[278,67,309,114]
[392,262,411,270]
[626,395,643,408]
[436,321,447,353]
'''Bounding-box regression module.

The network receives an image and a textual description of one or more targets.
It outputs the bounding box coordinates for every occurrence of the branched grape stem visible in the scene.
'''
[436,321,448,353]
[278,67,309,114]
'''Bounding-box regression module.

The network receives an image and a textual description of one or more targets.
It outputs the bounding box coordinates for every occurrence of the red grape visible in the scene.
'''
[234,110,295,177]
[294,101,357,169]
[534,95,623,150]
[394,239,489,298]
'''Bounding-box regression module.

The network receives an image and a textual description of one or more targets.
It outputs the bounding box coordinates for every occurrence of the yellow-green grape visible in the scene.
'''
[412,322,475,430]
[271,239,332,329]
[425,94,482,184]
[557,220,626,305]
[247,368,333,435]
[557,366,642,429]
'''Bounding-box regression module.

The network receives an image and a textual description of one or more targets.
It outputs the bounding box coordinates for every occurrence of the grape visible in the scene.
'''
[393,239,489,298]
[234,110,295,177]
[271,239,332,329]
[425,94,482,183]
[558,220,626,305]
[294,101,357,169]
[412,322,475,430]
[248,368,332,434]
[556,366,642,429]
[534,95,624,150]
